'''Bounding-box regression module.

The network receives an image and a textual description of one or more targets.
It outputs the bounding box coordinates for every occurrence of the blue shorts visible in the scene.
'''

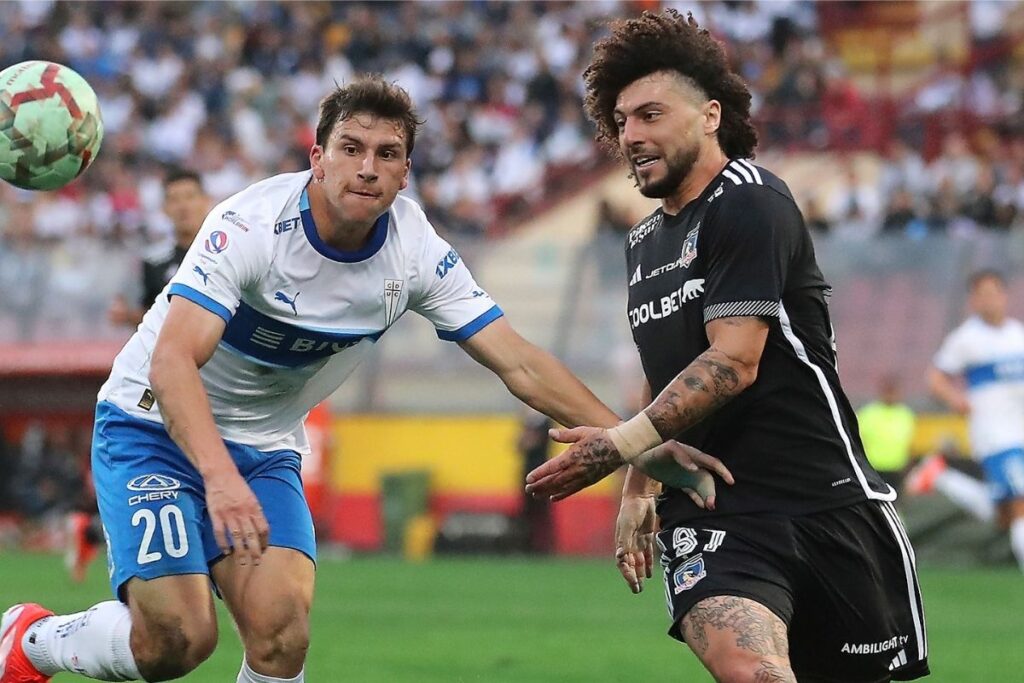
[92,401,316,600]
[981,447,1024,503]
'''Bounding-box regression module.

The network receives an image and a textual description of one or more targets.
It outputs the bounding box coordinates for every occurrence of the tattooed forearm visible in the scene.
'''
[645,348,750,438]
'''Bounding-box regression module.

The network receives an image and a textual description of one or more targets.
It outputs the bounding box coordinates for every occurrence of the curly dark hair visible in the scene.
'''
[583,9,757,160]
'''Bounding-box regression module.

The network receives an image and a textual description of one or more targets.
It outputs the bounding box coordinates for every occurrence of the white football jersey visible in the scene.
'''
[99,171,501,453]
[933,316,1024,458]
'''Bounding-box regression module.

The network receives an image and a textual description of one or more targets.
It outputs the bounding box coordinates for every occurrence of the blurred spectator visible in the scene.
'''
[802,196,832,235]
[108,169,211,327]
[857,375,916,492]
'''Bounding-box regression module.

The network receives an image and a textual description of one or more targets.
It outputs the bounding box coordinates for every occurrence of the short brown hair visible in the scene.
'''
[316,76,423,156]
[583,9,758,159]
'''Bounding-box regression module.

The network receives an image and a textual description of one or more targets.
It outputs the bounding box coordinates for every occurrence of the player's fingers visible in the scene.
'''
[212,513,232,556]
[547,427,588,444]
[525,455,572,485]
[689,449,735,485]
[682,487,706,510]
[236,518,261,566]
[616,547,641,594]
[254,508,270,553]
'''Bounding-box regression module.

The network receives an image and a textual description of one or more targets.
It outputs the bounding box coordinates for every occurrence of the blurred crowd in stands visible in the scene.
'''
[0,0,1021,249]
[0,422,93,545]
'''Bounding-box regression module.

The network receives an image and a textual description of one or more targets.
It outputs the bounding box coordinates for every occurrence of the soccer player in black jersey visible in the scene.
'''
[108,169,209,327]
[526,11,928,683]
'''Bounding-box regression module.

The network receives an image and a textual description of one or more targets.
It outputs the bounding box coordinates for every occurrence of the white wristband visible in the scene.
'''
[607,412,663,464]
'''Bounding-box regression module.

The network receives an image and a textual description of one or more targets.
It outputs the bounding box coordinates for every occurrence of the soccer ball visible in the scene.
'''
[0,60,103,191]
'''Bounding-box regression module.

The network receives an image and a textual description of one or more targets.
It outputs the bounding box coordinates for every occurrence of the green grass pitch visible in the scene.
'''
[0,551,1019,681]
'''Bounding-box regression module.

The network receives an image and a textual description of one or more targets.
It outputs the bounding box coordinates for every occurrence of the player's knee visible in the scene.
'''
[243,612,310,672]
[130,610,218,681]
[704,652,795,683]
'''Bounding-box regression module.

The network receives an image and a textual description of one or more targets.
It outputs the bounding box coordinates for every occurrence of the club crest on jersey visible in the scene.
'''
[672,554,706,594]
[681,225,700,268]
[205,230,229,254]
[384,279,404,327]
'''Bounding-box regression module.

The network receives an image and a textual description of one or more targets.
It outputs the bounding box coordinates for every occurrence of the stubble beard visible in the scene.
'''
[636,145,700,199]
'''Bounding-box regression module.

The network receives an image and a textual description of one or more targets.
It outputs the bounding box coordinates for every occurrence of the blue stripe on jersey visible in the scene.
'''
[437,305,504,341]
[168,284,233,323]
[964,357,1024,389]
[220,301,384,367]
[299,187,389,263]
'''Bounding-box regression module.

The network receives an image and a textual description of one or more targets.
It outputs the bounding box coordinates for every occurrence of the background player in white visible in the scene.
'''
[0,77,725,683]
[911,270,1024,571]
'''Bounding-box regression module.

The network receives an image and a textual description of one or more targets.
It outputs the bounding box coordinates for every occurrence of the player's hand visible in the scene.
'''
[525,426,624,501]
[204,469,270,566]
[615,494,657,594]
[631,441,734,510]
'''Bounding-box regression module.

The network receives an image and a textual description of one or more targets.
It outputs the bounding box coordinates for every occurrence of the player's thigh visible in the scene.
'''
[788,501,928,683]
[123,574,218,661]
[680,596,793,683]
[209,457,316,649]
[91,403,211,600]
[212,546,314,648]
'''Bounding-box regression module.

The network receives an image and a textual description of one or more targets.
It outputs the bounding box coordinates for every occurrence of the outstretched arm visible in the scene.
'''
[458,317,621,429]
[525,316,765,499]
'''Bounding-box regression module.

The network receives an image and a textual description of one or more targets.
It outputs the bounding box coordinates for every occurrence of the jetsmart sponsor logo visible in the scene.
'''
[629,279,704,328]
[841,635,909,655]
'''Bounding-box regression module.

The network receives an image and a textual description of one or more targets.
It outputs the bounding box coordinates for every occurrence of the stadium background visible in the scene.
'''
[1,1,1022,680]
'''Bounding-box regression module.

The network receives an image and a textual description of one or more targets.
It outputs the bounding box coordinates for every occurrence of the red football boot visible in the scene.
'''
[0,604,54,683]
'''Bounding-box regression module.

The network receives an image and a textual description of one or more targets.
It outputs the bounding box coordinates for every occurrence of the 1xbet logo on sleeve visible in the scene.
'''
[435,249,460,279]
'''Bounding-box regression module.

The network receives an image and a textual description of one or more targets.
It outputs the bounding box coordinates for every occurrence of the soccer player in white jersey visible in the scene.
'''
[910,270,1024,571]
[0,78,726,683]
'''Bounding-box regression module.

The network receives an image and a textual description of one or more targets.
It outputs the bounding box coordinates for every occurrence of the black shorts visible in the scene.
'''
[658,500,928,682]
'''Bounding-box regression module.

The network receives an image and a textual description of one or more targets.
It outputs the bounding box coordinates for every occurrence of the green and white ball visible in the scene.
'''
[0,60,103,191]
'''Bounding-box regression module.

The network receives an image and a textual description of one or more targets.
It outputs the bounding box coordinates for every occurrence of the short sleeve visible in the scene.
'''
[166,208,268,323]
[409,229,503,341]
[700,185,800,324]
[933,328,967,375]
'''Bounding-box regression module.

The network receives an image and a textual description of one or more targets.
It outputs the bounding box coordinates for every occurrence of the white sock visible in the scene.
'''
[1010,517,1024,573]
[237,657,304,682]
[22,601,141,681]
[934,468,995,523]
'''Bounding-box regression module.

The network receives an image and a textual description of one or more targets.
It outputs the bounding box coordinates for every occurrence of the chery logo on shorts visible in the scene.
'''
[127,474,181,492]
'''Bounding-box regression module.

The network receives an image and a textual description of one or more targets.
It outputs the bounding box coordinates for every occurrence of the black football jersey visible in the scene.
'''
[141,244,189,309]
[625,159,892,524]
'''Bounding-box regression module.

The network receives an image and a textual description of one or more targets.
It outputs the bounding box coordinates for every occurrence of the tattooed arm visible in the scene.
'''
[525,316,766,499]
[644,315,768,439]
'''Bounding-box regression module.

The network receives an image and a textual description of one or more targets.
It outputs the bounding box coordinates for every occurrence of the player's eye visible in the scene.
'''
[343,145,359,155]
[614,118,625,131]
[380,150,396,160]
[644,111,660,122]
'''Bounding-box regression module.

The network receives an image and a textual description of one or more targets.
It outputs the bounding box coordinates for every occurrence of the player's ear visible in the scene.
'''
[703,100,722,136]
[309,145,325,182]
[400,158,411,191]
